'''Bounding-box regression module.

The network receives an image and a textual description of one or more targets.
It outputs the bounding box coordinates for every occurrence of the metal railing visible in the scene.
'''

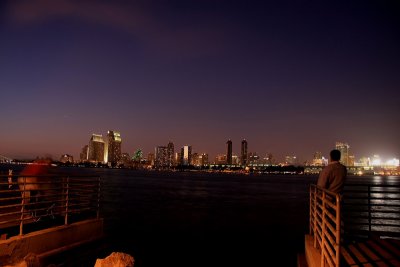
[342,183,400,240]
[309,183,400,267]
[309,184,341,267]
[0,173,100,237]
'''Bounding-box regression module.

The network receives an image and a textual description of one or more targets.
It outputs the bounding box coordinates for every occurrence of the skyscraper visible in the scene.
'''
[335,142,350,166]
[107,130,122,165]
[155,146,168,168]
[181,145,192,166]
[88,134,105,163]
[226,139,232,165]
[80,145,88,162]
[167,141,174,167]
[200,153,209,166]
[241,139,248,166]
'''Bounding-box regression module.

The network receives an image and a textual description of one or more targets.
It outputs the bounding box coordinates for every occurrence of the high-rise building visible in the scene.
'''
[214,154,227,165]
[226,139,232,165]
[120,153,131,167]
[167,141,174,167]
[335,142,350,166]
[241,139,248,166]
[232,155,239,165]
[88,134,105,163]
[155,146,168,168]
[80,145,88,162]
[192,153,199,166]
[180,145,192,166]
[312,151,324,166]
[248,152,260,164]
[107,130,122,165]
[199,153,209,166]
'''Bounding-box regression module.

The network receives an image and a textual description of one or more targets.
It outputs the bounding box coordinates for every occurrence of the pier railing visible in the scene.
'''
[341,183,400,240]
[308,183,400,267]
[0,173,101,238]
[309,184,341,267]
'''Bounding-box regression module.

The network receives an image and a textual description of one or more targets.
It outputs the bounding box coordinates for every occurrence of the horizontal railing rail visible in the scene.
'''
[0,173,101,238]
[341,183,400,239]
[308,182,400,267]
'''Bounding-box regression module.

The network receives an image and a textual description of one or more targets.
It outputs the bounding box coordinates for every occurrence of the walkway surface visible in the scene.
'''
[341,237,400,267]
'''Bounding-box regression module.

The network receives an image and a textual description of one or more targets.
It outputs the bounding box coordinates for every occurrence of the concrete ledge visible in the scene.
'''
[0,218,103,265]
[305,234,321,267]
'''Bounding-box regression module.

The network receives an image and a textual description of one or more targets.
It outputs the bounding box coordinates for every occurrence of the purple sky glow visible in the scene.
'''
[1,0,399,163]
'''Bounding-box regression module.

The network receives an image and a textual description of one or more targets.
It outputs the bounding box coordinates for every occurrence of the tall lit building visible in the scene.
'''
[167,141,174,167]
[248,152,260,164]
[312,152,322,166]
[241,139,248,166]
[107,130,122,165]
[200,153,209,166]
[155,146,168,168]
[214,154,226,164]
[88,134,105,163]
[232,155,239,165]
[335,142,350,166]
[226,139,232,165]
[180,145,192,166]
[80,145,88,162]
[192,153,199,166]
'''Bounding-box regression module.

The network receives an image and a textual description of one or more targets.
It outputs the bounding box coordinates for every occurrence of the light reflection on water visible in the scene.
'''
[343,176,400,236]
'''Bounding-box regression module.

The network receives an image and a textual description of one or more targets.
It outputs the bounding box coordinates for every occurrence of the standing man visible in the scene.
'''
[317,149,347,194]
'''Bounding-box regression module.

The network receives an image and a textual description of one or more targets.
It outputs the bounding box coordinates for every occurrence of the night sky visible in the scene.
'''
[1,0,399,163]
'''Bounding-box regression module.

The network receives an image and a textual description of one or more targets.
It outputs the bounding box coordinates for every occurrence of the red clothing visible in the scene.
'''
[20,163,49,176]
[317,161,347,194]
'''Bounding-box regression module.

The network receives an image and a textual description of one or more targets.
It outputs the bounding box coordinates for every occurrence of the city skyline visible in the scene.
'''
[2,128,398,166]
[1,1,399,162]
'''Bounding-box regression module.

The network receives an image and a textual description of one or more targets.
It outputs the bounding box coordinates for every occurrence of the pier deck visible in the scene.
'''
[303,184,400,267]
[340,237,400,267]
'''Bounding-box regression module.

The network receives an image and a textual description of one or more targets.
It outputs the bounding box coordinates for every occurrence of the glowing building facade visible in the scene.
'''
[80,145,88,162]
[167,141,174,167]
[155,146,168,168]
[107,130,122,165]
[88,134,105,163]
[181,145,192,166]
[335,142,350,166]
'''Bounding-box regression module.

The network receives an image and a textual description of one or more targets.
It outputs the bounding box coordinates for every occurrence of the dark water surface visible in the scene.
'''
[100,170,312,267]
[1,165,398,267]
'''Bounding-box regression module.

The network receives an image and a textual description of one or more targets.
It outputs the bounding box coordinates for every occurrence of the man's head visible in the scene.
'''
[330,149,341,162]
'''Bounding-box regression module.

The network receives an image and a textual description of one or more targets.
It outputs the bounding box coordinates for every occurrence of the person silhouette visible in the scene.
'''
[317,149,347,194]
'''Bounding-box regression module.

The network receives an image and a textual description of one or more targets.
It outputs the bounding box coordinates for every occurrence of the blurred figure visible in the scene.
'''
[18,159,53,219]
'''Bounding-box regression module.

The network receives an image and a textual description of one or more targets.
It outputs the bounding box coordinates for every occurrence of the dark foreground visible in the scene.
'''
[0,165,330,266]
